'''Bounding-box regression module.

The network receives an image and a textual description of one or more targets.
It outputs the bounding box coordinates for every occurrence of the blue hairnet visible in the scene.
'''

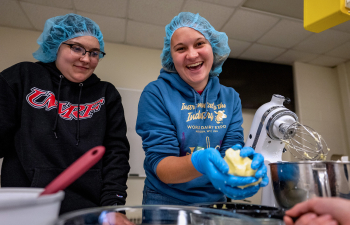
[33,13,105,63]
[161,12,230,77]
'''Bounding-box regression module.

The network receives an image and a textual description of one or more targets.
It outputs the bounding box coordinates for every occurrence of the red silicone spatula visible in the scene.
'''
[39,146,105,196]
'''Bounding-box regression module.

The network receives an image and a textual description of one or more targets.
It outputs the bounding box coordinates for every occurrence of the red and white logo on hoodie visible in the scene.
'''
[26,87,105,120]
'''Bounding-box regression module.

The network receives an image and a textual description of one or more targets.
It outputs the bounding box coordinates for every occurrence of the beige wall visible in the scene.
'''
[293,62,350,160]
[2,26,350,206]
[0,27,38,70]
[337,62,350,147]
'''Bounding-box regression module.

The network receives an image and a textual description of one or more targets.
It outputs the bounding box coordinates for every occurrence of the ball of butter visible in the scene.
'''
[224,148,262,188]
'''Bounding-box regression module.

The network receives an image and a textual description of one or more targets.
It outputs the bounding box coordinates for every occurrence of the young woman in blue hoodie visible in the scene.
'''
[136,12,269,205]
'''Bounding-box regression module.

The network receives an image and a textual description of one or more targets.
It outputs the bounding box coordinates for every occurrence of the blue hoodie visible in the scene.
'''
[136,69,244,203]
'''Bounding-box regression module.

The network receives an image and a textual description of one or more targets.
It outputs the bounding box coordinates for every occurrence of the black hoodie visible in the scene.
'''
[0,61,130,214]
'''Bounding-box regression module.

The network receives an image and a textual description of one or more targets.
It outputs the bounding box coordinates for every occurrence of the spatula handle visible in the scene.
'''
[40,146,105,196]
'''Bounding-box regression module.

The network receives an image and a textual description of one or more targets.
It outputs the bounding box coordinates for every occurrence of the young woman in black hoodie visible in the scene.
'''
[0,13,130,216]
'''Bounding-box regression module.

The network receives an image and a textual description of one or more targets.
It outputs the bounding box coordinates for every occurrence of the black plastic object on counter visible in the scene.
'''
[193,202,289,221]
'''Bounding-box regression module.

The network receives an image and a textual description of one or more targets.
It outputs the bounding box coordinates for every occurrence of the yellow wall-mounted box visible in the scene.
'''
[304,0,350,33]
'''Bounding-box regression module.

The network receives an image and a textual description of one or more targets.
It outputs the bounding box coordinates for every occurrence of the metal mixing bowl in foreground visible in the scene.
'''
[55,205,263,225]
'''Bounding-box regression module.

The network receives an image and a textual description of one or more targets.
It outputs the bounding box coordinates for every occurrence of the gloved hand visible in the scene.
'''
[191,146,263,200]
[235,145,269,188]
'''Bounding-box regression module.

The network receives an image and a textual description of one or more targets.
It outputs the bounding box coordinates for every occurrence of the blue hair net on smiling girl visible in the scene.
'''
[33,13,105,63]
[161,12,230,77]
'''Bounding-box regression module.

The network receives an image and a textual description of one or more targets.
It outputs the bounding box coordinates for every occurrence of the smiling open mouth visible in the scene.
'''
[186,62,203,71]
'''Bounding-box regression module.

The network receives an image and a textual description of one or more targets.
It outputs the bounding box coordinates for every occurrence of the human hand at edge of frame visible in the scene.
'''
[191,146,262,199]
[284,197,350,225]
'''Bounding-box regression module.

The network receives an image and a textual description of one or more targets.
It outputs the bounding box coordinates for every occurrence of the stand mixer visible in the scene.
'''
[244,94,329,207]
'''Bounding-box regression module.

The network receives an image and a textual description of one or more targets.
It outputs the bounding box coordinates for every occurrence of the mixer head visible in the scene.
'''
[282,121,330,160]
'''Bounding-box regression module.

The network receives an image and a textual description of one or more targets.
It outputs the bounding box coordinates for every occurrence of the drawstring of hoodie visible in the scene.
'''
[76,83,83,146]
[205,89,209,115]
[191,89,209,114]
[191,89,198,113]
[52,75,83,145]
[53,75,64,138]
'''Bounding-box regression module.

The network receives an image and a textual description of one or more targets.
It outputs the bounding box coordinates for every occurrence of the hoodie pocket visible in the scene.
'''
[31,167,103,205]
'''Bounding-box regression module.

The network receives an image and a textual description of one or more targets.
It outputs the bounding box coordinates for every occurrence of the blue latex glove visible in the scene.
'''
[235,145,269,188]
[191,147,262,200]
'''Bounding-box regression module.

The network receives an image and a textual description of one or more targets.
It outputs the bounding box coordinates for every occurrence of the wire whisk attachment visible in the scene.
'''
[281,122,330,160]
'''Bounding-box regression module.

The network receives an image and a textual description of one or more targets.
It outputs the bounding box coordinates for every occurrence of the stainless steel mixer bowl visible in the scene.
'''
[270,161,350,209]
[55,205,261,225]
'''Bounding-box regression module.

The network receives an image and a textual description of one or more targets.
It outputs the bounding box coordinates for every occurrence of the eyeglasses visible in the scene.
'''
[62,43,106,61]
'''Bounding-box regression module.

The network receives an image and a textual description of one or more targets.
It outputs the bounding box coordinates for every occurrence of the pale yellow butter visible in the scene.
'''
[224,148,262,188]
[224,148,256,176]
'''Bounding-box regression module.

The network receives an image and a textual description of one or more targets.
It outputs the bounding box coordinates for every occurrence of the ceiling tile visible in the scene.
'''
[243,0,303,20]
[73,0,127,18]
[309,55,347,67]
[126,21,164,49]
[0,0,33,29]
[293,29,350,54]
[227,39,251,58]
[182,0,234,29]
[239,43,286,62]
[258,19,313,48]
[128,0,183,26]
[325,42,350,59]
[20,0,73,9]
[77,11,126,44]
[197,0,244,7]
[222,9,279,42]
[20,2,73,30]
[2,0,350,65]
[272,50,318,65]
